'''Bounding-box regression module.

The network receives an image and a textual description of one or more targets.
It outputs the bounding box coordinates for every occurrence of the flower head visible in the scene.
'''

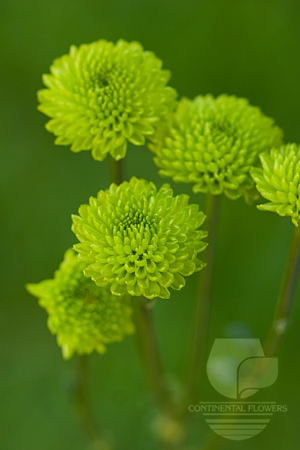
[26,249,134,359]
[251,144,300,226]
[72,177,207,300]
[149,95,283,201]
[38,39,177,161]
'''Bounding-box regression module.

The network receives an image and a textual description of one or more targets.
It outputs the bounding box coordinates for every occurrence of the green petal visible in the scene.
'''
[171,272,186,290]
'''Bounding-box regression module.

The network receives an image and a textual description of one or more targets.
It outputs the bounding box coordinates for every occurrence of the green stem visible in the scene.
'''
[74,355,112,450]
[185,194,220,408]
[264,223,300,356]
[135,297,175,415]
[110,154,171,412]
[109,157,185,447]
[196,223,300,450]
[72,158,123,449]
[109,156,123,185]
[135,298,187,450]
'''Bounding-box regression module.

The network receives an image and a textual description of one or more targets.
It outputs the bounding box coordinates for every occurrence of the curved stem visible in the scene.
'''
[185,194,220,409]
[109,156,123,185]
[134,297,175,416]
[264,223,300,356]
[74,355,113,450]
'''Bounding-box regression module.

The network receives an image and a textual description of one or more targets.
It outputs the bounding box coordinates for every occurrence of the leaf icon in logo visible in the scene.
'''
[237,357,278,399]
[207,339,276,399]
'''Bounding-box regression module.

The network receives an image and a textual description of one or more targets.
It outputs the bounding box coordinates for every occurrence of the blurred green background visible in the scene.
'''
[1,0,300,449]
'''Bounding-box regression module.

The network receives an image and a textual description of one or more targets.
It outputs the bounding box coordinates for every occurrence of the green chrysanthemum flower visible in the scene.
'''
[149,94,283,201]
[251,144,300,226]
[38,39,177,161]
[26,249,134,359]
[72,177,207,300]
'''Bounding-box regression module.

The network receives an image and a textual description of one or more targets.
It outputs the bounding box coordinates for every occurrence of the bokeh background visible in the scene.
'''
[1,0,300,449]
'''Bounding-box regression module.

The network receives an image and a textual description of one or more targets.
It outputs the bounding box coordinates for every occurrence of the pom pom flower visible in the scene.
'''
[38,39,177,161]
[149,95,283,201]
[251,144,300,226]
[72,177,207,300]
[26,249,134,359]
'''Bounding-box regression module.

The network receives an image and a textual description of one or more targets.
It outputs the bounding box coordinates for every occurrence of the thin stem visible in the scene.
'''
[196,223,300,450]
[109,156,123,185]
[135,298,187,450]
[185,194,220,409]
[109,158,185,447]
[74,355,112,450]
[264,223,300,356]
[71,155,122,449]
[134,297,175,416]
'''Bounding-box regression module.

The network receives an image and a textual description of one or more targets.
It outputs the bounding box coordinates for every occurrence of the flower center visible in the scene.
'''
[105,202,160,259]
[96,74,109,88]
[210,119,236,140]
[121,210,153,230]
[90,70,112,90]
[86,64,131,126]
[114,207,157,236]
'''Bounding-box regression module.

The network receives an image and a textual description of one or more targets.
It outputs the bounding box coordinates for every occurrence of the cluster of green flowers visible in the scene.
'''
[38,39,177,161]
[251,144,300,226]
[29,37,300,359]
[72,177,207,299]
[149,95,283,202]
[27,249,134,359]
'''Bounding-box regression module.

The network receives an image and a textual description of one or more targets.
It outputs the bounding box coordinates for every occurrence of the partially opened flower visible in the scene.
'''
[149,95,283,201]
[251,144,300,226]
[26,249,134,359]
[72,177,207,300]
[38,39,177,161]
